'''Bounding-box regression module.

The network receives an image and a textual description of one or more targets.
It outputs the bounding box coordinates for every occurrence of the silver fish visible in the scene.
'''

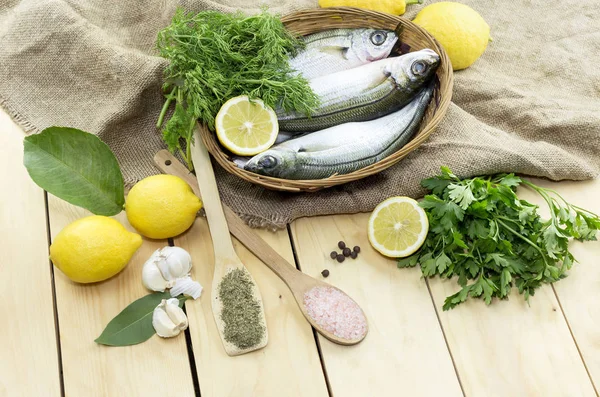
[289,28,398,80]
[231,131,296,168]
[245,85,434,180]
[279,49,439,133]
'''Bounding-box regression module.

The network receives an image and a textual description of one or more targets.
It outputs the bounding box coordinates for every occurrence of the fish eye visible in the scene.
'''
[370,31,387,46]
[411,61,427,75]
[258,155,277,168]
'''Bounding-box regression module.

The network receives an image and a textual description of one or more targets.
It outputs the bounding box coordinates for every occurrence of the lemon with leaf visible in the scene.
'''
[50,216,142,283]
[413,2,490,70]
[126,175,202,239]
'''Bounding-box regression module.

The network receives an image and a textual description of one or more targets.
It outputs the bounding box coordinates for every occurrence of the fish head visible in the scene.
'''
[385,49,440,91]
[351,28,398,62]
[244,148,298,178]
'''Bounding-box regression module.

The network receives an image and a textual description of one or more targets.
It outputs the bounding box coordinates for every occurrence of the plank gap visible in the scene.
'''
[287,223,333,397]
[286,224,303,272]
[551,284,599,396]
[311,327,334,397]
[183,311,202,397]
[424,278,466,397]
[44,191,66,397]
[169,237,202,397]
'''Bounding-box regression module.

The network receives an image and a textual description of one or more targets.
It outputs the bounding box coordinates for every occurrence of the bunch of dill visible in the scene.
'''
[156,9,319,169]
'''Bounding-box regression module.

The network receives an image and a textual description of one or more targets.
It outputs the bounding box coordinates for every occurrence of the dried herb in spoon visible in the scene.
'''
[218,268,266,350]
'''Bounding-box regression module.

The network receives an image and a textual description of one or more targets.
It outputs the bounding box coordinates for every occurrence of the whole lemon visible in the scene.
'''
[413,2,490,70]
[50,216,142,283]
[126,175,202,239]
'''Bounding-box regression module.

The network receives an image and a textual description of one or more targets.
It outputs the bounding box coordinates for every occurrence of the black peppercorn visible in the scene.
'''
[353,246,361,253]
[343,247,351,257]
[336,254,345,263]
[321,269,330,278]
[330,251,337,259]
[350,251,358,259]
[338,241,346,249]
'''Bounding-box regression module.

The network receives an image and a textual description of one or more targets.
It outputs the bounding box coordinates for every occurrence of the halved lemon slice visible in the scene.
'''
[215,95,278,156]
[368,197,429,258]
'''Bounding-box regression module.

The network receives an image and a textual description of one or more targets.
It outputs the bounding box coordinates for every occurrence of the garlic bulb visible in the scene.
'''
[142,246,202,299]
[152,298,188,338]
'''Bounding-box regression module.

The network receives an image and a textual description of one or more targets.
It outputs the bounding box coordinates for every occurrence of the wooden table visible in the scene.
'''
[2,106,599,397]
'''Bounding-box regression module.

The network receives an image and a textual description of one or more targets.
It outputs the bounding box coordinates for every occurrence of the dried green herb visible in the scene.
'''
[218,268,265,349]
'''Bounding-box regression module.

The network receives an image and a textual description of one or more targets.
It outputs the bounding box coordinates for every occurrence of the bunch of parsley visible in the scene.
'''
[156,9,319,169]
[399,167,600,310]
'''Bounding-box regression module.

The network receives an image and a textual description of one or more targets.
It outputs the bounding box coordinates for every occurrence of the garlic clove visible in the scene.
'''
[142,246,200,298]
[164,298,188,331]
[155,247,192,281]
[142,254,168,292]
[170,276,203,300]
[152,300,180,338]
[152,298,188,338]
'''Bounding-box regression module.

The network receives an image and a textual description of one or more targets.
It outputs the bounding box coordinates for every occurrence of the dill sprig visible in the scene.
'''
[156,9,319,170]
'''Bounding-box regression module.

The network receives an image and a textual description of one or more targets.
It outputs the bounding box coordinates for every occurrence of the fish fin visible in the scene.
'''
[341,47,349,60]
[317,46,349,58]
[232,156,250,168]
[274,130,296,145]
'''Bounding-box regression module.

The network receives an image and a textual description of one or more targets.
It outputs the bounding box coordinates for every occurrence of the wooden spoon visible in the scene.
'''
[155,148,368,346]
[189,132,268,356]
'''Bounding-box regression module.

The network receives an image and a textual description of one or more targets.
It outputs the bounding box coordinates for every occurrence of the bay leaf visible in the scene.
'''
[95,292,187,346]
[23,127,125,216]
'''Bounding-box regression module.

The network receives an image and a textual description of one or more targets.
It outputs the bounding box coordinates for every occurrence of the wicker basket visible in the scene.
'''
[200,7,454,192]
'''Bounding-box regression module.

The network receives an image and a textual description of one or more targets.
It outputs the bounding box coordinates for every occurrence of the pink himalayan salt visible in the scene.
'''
[303,286,367,341]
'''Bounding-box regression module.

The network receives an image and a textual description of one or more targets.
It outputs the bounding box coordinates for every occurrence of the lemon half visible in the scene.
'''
[215,96,278,156]
[368,197,429,258]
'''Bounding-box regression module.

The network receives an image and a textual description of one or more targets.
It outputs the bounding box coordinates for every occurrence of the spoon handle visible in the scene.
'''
[189,129,237,261]
[223,206,305,286]
[155,149,304,287]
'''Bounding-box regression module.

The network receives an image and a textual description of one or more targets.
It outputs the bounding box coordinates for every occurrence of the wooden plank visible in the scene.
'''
[0,110,62,396]
[290,213,463,397]
[47,197,196,396]
[520,178,600,393]
[174,218,329,397]
[427,178,597,397]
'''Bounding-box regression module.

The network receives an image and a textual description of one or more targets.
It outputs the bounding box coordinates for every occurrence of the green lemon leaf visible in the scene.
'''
[95,292,188,346]
[23,127,124,216]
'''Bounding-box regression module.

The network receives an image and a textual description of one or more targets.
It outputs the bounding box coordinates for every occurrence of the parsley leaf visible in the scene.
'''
[497,173,522,187]
[397,254,419,268]
[402,167,600,310]
[448,183,476,210]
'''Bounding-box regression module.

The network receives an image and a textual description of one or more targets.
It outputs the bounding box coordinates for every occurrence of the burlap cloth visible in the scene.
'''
[1,0,599,228]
